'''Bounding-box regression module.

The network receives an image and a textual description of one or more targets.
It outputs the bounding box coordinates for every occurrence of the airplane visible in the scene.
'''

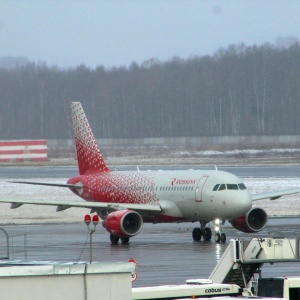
[2,101,300,244]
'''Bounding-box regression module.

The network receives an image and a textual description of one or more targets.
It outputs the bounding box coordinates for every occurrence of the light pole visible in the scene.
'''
[84,214,99,264]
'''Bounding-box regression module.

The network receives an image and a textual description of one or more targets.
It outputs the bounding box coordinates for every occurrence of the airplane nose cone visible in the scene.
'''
[233,192,252,214]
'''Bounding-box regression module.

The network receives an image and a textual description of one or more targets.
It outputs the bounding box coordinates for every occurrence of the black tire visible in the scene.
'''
[192,228,202,241]
[220,233,226,243]
[110,234,120,245]
[203,227,212,241]
[121,237,130,244]
[214,233,221,243]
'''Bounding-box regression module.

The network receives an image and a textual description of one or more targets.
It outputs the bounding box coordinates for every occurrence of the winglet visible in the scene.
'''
[71,102,110,174]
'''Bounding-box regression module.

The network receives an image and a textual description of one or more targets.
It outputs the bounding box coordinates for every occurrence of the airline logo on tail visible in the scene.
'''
[71,102,110,174]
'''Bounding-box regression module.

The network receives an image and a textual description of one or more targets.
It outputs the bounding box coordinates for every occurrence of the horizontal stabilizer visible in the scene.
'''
[9,181,78,189]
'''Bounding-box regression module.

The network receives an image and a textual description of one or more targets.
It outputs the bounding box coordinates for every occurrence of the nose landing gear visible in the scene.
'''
[214,232,226,243]
[214,219,226,243]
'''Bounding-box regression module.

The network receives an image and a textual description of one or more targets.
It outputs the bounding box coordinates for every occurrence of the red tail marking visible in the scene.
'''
[71,102,110,174]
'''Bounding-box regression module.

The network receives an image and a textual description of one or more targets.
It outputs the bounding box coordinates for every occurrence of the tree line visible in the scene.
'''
[1,43,300,140]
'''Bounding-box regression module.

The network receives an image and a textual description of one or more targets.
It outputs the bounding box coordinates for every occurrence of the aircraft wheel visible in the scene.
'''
[202,227,212,241]
[220,233,226,243]
[192,228,202,241]
[214,233,221,243]
[121,237,130,244]
[110,234,120,245]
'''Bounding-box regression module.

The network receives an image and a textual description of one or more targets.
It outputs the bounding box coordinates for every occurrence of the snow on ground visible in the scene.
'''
[0,179,87,224]
[244,178,300,216]
[174,148,300,156]
[0,177,300,224]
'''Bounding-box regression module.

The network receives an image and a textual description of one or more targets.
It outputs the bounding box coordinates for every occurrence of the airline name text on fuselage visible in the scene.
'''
[171,178,196,186]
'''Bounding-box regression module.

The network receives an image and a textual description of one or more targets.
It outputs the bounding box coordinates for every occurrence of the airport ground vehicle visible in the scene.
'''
[132,237,300,299]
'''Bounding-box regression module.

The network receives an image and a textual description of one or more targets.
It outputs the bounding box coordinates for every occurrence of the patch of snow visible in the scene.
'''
[244,178,300,216]
[0,178,87,224]
[174,149,300,156]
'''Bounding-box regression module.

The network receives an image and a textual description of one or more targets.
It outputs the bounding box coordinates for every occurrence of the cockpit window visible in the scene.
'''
[218,184,226,191]
[213,184,220,191]
[213,183,247,191]
[238,183,246,190]
[227,184,239,190]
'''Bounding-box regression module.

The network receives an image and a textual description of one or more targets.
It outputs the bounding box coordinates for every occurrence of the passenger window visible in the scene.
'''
[218,184,226,191]
[213,184,220,191]
[238,183,246,190]
[227,184,239,190]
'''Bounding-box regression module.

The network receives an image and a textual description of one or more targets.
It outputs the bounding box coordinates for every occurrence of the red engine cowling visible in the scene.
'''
[102,209,143,238]
[229,207,268,233]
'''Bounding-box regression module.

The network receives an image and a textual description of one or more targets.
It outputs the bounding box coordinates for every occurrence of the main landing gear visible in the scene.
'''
[192,219,226,243]
[192,227,212,242]
[110,234,130,245]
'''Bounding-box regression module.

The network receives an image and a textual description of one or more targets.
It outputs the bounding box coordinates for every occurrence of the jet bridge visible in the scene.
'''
[209,237,299,288]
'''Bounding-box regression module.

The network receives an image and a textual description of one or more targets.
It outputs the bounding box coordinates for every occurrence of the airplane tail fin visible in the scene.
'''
[70,102,110,175]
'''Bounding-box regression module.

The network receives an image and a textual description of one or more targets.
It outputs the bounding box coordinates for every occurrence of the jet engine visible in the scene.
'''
[102,209,143,238]
[229,207,268,233]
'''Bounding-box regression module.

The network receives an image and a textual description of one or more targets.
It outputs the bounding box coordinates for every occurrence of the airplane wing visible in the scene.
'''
[6,181,162,212]
[0,198,162,212]
[252,188,300,201]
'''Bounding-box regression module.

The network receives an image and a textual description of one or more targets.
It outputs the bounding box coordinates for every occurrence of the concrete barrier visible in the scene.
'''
[0,140,47,162]
[0,261,135,300]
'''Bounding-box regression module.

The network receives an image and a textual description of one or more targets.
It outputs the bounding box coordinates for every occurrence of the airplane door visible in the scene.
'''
[195,176,208,202]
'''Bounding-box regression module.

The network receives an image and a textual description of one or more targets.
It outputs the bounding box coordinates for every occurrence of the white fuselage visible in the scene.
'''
[152,170,252,221]
[70,169,253,223]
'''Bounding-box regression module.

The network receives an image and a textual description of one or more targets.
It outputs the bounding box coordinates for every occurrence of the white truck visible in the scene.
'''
[255,276,300,299]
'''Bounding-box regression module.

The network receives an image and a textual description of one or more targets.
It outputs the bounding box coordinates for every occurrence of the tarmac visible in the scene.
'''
[1,218,300,287]
[0,165,300,287]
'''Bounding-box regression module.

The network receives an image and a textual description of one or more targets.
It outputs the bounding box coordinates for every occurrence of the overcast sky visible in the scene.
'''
[1,0,300,69]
